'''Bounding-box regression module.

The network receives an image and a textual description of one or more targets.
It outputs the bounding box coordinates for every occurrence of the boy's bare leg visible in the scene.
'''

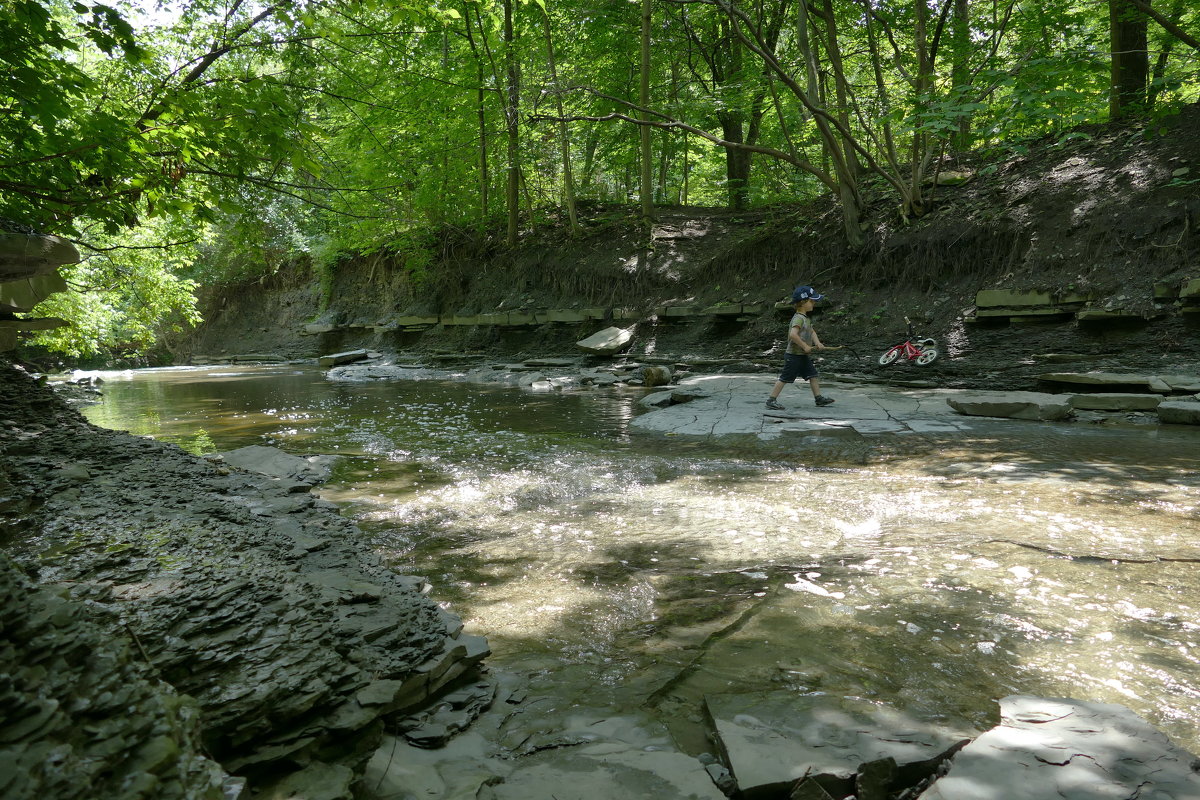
[769,380,786,400]
[808,377,822,397]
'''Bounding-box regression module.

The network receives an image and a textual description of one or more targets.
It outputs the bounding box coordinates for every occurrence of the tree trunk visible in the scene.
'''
[719,113,751,210]
[908,0,932,216]
[818,0,862,234]
[581,130,599,193]
[503,0,521,246]
[463,4,490,225]
[951,0,972,150]
[639,0,654,229]
[541,7,579,236]
[796,0,820,108]
[1148,0,1185,109]
[1110,0,1150,120]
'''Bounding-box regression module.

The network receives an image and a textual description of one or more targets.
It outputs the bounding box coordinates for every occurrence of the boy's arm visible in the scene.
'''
[789,326,812,353]
[811,330,826,350]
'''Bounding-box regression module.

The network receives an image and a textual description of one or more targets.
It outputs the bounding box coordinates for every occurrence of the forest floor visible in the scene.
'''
[177,103,1200,393]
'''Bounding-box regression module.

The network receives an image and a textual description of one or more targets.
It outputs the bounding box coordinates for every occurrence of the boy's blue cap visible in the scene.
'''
[792,285,824,302]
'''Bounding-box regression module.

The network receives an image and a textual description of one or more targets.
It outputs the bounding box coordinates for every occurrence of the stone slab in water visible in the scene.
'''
[1067,392,1162,411]
[920,695,1200,800]
[705,692,972,799]
[319,348,370,367]
[488,744,726,800]
[1038,371,1200,393]
[217,444,334,484]
[1158,399,1200,425]
[946,391,1073,421]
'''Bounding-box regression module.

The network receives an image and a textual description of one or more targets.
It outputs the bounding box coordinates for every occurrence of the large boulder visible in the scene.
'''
[920,695,1200,800]
[0,270,69,313]
[0,230,80,351]
[576,326,633,355]
[946,391,1073,421]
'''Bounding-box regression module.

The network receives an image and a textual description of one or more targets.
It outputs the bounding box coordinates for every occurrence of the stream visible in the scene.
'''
[82,364,1200,755]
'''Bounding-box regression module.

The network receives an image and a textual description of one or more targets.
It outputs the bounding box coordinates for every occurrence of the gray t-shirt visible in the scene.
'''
[785,312,814,355]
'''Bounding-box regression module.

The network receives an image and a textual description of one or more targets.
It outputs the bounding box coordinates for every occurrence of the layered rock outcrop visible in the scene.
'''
[0,551,230,800]
[0,225,77,351]
[0,361,489,797]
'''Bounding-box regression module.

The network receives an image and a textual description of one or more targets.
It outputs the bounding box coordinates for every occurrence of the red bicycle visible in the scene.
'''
[878,316,939,366]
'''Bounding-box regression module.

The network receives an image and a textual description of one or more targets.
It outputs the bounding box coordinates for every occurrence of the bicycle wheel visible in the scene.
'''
[879,347,901,366]
[915,347,939,365]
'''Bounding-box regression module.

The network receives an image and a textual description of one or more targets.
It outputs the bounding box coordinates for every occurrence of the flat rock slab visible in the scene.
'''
[1158,400,1200,425]
[1039,371,1200,393]
[327,364,448,381]
[631,377,1028,439]
[318,348,370,367]
[365,711,725,800]
[706,693,973,799]
[488,744,726,800]
[1068,392,1162,411]
[946,391,1073,421]
[523,357,580,367]
[218,444,335,484]
[920,695,1200,800]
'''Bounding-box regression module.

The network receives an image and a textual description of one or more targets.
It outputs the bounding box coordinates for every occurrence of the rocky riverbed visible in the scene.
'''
[6,355,1200,800]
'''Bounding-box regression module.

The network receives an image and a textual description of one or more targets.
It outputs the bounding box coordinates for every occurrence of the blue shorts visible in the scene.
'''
[778,353,818,383]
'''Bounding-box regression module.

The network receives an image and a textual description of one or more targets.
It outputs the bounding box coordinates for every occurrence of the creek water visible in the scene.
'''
[82,364,1200,753]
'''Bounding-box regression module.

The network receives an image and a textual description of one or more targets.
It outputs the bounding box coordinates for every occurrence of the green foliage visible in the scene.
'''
[29,220,202,359]
[4,0,1200,358]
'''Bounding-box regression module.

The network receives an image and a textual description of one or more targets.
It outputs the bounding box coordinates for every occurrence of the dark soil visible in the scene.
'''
[181,104,1200,391]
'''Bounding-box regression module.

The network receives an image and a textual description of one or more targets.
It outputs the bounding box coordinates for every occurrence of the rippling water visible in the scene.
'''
[82,365,1200,752]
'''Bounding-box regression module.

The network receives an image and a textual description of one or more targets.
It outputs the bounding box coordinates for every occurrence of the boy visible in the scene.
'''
[765,285,835,410]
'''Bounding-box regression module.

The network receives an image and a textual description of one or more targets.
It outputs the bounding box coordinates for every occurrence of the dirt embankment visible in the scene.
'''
[185,104,1200,388]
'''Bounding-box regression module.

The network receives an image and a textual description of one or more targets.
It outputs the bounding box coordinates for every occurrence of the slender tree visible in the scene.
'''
[640,0,655,227]
[539,2,580,236]
[1110,0,1150,119]
[503,0,521,245]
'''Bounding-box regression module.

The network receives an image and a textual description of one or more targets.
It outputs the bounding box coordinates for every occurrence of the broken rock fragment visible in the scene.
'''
[704,692,973,799]
[920,695,1200,800]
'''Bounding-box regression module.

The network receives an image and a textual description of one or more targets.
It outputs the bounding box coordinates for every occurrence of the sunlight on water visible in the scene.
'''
[83,365,1200,751]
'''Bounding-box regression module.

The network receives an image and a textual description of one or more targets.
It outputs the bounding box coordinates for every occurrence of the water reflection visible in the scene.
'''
[83,365,1200,752]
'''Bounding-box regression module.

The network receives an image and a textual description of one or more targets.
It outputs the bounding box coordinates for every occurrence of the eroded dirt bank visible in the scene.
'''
[179,105,1200,381]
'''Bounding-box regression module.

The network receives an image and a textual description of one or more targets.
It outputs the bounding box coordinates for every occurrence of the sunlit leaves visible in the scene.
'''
[29,219,203,359]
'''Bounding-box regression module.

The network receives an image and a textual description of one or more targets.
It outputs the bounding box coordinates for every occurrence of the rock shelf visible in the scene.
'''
[0,362,488,797]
